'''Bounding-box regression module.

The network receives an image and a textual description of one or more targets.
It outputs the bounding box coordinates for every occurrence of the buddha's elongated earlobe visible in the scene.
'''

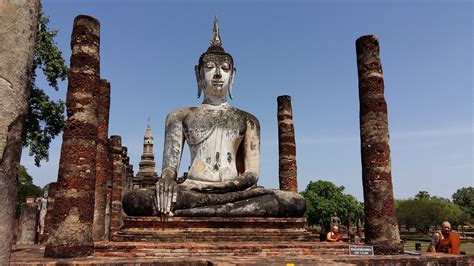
[228,67,236,99]
[195,65,202,98]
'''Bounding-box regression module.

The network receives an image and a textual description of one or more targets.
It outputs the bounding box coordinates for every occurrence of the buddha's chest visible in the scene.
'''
[183,108,246,146]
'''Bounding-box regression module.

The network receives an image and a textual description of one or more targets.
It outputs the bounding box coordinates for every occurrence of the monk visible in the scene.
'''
[427,221,460,254]
[123,17,305,218]
[326,225,343,242]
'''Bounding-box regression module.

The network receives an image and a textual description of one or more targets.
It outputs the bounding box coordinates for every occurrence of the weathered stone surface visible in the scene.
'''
[277,95,298,192]
[92,79,111,241]
[17,200,39,245]
[0,0,39,263]
[44,15,100,258]
[131,18,306,219]
[123,187,306,217]
[109,135,123,235]
[356,35,402,254]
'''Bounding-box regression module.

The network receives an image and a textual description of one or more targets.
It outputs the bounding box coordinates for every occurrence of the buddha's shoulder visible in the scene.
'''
[229,107,260,127]
[165,106,197,120]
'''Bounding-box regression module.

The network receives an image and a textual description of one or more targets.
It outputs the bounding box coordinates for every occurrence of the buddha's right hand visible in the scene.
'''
[155,177,178,215]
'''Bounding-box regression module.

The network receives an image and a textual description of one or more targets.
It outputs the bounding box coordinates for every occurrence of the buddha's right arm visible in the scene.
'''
[161,111,185,180]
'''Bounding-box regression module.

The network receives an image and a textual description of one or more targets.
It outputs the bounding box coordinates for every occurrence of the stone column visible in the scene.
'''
[41,182,57,243]
[44,15,100,258]
[0,1,39,263]
[16,197,39,245]
[277,95,298,192]
[109,135,123,235]
[92,79,111,241]
[356,35,402,254]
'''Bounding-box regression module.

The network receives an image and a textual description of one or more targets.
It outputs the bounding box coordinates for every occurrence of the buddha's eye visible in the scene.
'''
[205,62,215,69]
[221,62,230,71]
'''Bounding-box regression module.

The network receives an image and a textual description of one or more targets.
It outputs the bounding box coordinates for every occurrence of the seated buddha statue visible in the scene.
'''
[123,17,305,217]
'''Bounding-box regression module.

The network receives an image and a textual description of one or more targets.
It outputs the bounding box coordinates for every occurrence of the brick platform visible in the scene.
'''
[113,216,319,242]
[11,244,472,265]
[95,241,349,257]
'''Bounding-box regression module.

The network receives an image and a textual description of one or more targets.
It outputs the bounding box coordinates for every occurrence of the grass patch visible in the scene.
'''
[404,240,474,257]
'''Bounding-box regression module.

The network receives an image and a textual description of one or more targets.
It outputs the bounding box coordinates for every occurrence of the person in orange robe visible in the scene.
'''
[427,221,460,254]
[327,225,343,242]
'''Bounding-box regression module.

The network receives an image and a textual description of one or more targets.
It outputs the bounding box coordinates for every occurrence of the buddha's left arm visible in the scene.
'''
[242,115,260,184]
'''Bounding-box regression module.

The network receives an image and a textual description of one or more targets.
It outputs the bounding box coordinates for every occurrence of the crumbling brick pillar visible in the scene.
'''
[41,182,57,243]
[277,95,298,192]
[16,197,39,244]
[109,135,123,235]
[356,35,402,254]
[44,15,100,258]
[92,79,111,241]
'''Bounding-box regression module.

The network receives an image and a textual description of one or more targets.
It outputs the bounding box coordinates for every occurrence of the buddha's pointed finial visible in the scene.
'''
[210,14,222,47]
[147,117,151,128]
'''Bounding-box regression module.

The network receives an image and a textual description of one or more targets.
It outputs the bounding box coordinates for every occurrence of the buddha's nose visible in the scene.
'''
[214,67,222,79]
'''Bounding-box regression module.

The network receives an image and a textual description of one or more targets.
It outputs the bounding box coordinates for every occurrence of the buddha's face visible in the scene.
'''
[200,54,234,99]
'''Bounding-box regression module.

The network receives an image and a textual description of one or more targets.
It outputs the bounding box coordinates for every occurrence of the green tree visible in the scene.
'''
[415,191,431,200]
[22,9,68,166]
[396,195,469,232]
[16,165,42,218]
[301,180,364,229]
[452,187,474,217]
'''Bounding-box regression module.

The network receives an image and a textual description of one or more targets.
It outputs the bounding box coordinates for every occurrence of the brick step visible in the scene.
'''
[112,235,317,242]
[113,230,318,242]
[94,241,349,258]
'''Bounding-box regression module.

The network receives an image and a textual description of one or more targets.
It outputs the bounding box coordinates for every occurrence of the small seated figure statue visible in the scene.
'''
[123,17,305,217]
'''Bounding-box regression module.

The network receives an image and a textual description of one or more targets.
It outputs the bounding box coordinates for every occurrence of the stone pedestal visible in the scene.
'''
[113,216,317,243]
[356,35,402,254]
[44,15,100,258]
[16,199,39,244]
[277,95,298,192]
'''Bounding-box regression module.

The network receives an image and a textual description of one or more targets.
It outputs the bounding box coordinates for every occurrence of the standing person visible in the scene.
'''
[327,225,343,242]
[427,221,460,254]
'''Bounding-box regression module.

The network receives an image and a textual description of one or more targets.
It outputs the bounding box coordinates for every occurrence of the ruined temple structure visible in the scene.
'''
[356,35,402,254]
[43,15,134,257]
[132,123,159,188]
[14,14,471,265]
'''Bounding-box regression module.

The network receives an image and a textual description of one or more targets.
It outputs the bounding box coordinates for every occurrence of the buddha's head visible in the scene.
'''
[195,16,236,102]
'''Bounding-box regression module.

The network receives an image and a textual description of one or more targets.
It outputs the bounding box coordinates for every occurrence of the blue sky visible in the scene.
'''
[22,0,472,201]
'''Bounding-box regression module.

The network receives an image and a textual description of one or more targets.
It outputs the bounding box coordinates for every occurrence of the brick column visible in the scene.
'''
[41,182,57,243]
[356,35,402,254]
[109,136,123,235]
[92,79,111,241]
[44,15,100,258]
[277,95,298,192]
[16,198,39,244]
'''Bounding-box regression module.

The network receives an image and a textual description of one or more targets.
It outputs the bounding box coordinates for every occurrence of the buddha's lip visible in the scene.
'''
[212,80,224,85]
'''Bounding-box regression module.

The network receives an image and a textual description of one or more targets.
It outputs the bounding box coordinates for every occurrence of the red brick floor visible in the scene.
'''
[10,243,472,265]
